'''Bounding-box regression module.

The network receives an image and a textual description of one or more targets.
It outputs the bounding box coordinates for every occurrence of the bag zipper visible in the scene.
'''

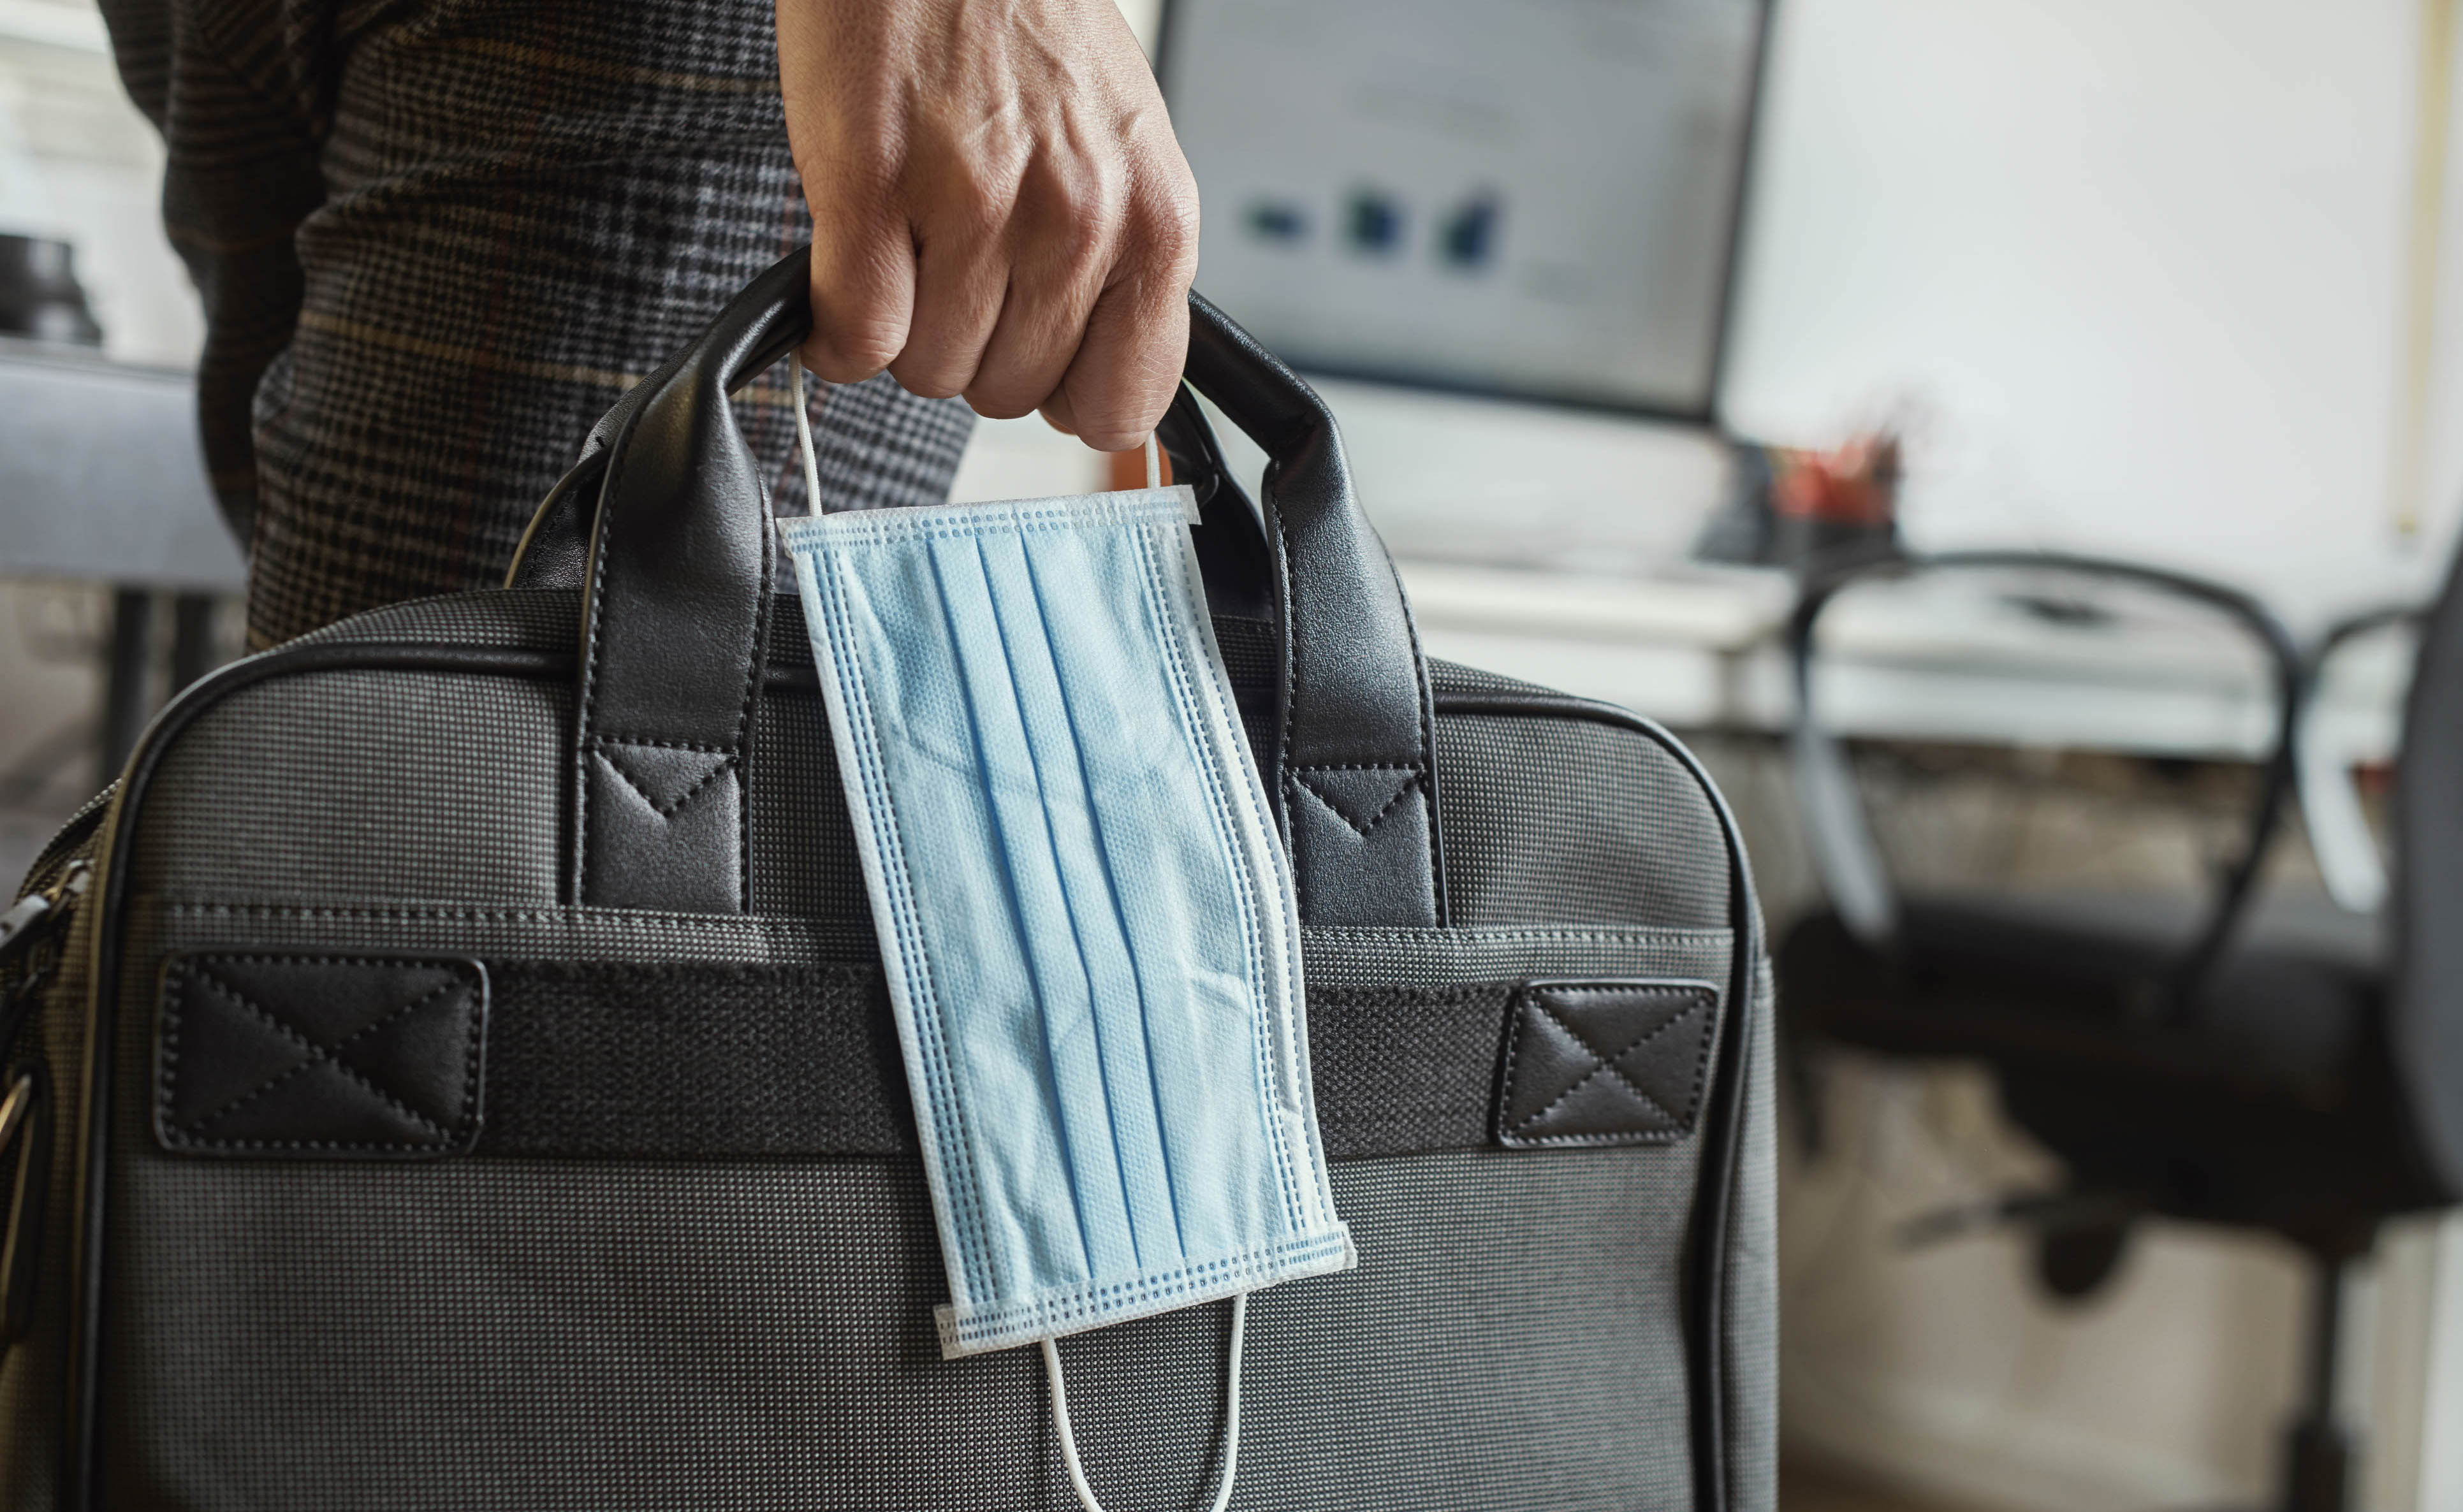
[14,784,112,897]
[3,800,103,1058]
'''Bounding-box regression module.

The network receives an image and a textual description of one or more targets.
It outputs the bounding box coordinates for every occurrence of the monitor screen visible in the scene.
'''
[1157,0,1769,420]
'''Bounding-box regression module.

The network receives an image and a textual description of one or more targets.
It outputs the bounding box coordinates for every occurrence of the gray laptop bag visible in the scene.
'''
[0,251,1773,1511]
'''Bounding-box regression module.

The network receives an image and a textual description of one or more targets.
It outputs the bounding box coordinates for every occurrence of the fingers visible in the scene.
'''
[802,208,916,384]
[1051,166,1199,451]
[780,0,915,384]
[777,0,1199,442]
[888,144,1023,398]
[964,156,1113,420]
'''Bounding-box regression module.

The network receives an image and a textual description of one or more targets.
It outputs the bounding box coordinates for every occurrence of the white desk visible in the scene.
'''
[1396,557,2409,768]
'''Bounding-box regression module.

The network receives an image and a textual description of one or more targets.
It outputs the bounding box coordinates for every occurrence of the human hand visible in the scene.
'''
[778,0,1199,451]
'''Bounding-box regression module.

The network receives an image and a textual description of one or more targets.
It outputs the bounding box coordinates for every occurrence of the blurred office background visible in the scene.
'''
[4,0,2462,1508]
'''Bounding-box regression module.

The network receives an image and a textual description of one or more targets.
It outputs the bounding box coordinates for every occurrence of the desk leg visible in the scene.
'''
[99,588,155,786]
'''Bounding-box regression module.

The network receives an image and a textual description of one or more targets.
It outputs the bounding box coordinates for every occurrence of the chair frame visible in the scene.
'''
[1787,549,2304,1024]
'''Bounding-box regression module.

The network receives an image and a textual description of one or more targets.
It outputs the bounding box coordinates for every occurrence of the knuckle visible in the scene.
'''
[808,307,906,379]
[1136,175,1202,262]
[1049,212,1113,282]
[893,368,966,402]
[964,385,1037,422]
[930,164,1016,243]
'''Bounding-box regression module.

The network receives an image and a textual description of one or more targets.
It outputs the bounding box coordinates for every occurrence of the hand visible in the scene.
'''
[778,0,1199,451]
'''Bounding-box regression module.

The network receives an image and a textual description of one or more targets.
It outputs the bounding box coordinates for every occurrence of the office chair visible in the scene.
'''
[1777,549,2462,1512]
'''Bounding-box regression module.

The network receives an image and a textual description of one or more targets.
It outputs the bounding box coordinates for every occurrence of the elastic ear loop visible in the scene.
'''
[1041,1292,1248,1512]
[790,361,1162,511]
[791,361,825,515]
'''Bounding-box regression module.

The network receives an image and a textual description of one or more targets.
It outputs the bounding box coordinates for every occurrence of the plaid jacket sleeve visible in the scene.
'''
[101,0,976,650]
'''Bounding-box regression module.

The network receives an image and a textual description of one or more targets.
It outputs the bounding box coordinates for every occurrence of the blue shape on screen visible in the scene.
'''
[1245,200,1310,245]
[1440,194,1502,270]
[1345,190,1405,256]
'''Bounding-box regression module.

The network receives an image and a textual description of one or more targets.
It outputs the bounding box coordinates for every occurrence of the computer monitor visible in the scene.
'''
[1157,0,1772,423]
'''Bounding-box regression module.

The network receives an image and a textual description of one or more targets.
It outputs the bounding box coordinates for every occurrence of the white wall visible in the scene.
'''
[1721,6,2463,1508]
[1721,0,2453,632]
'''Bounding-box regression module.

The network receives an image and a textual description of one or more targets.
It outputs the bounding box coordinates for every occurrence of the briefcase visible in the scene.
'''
[0,249,1773,1511]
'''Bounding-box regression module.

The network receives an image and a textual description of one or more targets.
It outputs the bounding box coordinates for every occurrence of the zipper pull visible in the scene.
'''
[0,859,90,971]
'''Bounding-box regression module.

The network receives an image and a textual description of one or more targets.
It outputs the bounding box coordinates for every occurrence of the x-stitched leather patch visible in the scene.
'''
[156,953,487,1158]
[1495,979,1719,1149]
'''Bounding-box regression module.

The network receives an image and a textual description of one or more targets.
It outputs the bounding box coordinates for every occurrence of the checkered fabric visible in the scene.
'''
[99,0,977,649]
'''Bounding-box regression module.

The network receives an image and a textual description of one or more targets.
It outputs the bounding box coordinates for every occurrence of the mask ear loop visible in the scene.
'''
[791,360,824,515]
[1041,1291,1248,1512]
[1145,432,1162,491]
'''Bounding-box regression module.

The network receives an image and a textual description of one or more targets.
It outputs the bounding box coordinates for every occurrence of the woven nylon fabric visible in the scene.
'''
[21,578,1772,1510]
[1436,713,1731,929]
[128,671,564,905]
[748,692,871,920]
[283,589,580,653]
[159,611,1282,928]
[1306,983,1514,1156]
[470,968,1590,1161]
[1301,926,1735,992]
[476,963,913,1157]
[96,1145,1695,1512]
[101,0,975,647]
[1428,660,1560,702]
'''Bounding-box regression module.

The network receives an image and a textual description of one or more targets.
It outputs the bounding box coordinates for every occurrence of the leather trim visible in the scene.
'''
[1185,291,1445,927]
[1155,383,1274,622]
[154,953,488,1158]
[1495,979,1720,1149]
[568,254,804,913]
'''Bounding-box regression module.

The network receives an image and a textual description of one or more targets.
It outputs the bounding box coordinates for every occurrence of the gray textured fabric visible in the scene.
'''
[98,1147,1698,1511]
[285,589,581,651]
[2,571,1774,1510]
[129,670,565,905]
[1436,712,1732,930]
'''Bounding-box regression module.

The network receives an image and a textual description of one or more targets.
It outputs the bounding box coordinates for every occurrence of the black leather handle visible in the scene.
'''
[1180,292,1443,925]
[564,251,807,911]
[560,247,1442,926]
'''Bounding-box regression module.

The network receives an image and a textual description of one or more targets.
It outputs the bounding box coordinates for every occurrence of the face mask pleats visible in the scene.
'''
[782,487,1351,1363]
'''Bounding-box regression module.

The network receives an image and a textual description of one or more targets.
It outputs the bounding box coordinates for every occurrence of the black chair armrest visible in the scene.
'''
[2297,604,2425,914]
[1787,549,2303,1021]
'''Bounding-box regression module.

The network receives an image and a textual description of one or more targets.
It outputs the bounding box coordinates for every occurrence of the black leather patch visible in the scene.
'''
[583,739,743,912]
[1496,980,1718,1149]
[1287,766,1440,927]
[156,954,487,1158]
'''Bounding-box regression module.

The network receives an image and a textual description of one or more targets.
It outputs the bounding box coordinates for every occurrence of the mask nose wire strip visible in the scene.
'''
[1041,1291,1249,1512]
[791,360,826,516]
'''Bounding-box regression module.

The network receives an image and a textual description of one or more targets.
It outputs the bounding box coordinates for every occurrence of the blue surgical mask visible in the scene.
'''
[778,385,1352,1509]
